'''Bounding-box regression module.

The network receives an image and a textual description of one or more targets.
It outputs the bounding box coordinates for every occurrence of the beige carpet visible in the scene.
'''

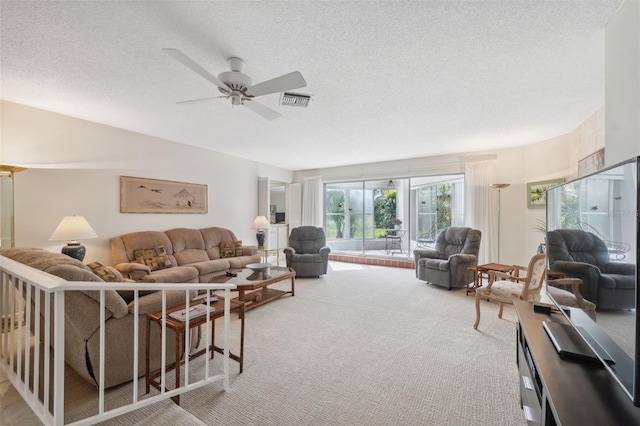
[3,262,527,425]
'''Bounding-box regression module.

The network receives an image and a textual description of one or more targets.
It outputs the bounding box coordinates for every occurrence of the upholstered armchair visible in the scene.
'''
[284,226,331,278]
[413,227,481,289]
[547,229,635,310]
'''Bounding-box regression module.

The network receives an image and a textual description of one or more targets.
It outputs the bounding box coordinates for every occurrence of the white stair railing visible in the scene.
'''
[0,256,236,426]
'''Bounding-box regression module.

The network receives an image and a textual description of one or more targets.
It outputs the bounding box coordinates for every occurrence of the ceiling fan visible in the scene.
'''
[163,48,307,120]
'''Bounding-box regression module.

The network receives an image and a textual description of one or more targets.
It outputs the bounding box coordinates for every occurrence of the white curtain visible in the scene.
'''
[464,159,497,264]
[302,176,323,227]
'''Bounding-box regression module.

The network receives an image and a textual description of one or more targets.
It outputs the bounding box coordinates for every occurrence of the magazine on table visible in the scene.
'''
[168,304,215,321]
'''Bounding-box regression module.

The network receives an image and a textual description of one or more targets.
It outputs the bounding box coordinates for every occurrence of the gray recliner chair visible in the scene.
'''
[547,229,635,310]
[413,227,481,289]
[284,226,331,277]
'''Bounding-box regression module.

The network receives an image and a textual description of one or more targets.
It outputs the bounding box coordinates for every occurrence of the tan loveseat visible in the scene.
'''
[110,227,261,283]
[0,247,193,389]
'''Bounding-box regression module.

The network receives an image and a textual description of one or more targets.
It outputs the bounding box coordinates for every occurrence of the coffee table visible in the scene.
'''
[466,263,516,295]
[210,266,295,316]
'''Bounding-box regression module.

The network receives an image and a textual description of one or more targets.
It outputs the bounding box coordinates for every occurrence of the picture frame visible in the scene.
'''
[578,148,605,177]
[526,178,565,209]
[270,205,277,215]
[120,176,208,214]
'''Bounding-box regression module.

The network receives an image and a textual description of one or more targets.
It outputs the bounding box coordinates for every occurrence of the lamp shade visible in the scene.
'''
[50,216,98,241]
[251,215,271,230]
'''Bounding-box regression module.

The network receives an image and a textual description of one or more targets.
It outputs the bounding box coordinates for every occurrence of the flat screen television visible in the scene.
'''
[545,156,639,406]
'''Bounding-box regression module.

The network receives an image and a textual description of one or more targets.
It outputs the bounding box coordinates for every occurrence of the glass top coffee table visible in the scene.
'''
[209,266,295,316]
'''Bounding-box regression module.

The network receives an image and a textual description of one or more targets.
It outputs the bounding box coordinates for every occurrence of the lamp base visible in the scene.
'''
[256,231,266,248]
[62,243,86,262]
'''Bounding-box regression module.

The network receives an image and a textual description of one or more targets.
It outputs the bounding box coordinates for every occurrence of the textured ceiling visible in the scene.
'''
[0,1,624,171]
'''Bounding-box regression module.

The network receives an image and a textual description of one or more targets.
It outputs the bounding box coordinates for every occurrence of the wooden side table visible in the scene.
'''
[145,296,244,404]
[466,263,516,295]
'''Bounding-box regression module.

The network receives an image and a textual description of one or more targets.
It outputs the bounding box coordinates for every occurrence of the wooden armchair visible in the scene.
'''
[474,253,546,329]
[547,277,597,321]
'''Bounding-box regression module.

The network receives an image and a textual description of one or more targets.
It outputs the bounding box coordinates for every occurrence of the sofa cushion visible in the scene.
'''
[165,228,209,265]
[141,266,199,283]
[134,246,172,271]
[201,227,240,259]
[190,259,231,276]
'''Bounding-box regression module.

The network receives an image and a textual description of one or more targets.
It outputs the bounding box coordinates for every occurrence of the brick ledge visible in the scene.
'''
[329,253,415,269]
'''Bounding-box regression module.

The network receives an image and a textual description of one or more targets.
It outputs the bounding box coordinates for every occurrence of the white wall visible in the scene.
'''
[605,0,640,165]
[294,109,604,266]
[1,101,293,265]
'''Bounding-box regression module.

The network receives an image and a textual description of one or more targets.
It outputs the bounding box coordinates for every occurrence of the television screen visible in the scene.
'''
[546,156,639,405]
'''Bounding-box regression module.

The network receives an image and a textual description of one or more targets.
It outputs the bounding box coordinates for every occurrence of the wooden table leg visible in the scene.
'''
[237,290,246,319]
[174,327,182,405]
[145,315,151,394]
[290,276,295,297]
[239,303,245,373]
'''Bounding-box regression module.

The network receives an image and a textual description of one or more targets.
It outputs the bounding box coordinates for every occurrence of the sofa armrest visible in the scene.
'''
[241,245,258,256]
[552,260,601,276]
[115,262,151,281]
[414,248,439,261]
[128,289,198,315]
[604,262,635,275]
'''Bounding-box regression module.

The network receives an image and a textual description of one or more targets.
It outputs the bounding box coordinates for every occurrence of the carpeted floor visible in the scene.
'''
[2,261,527,425]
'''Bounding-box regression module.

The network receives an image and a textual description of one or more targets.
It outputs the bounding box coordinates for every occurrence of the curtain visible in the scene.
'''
[302,176,323,227]
[465,159,497,264]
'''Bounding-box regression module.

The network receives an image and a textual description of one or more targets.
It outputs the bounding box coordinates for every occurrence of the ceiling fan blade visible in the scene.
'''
[176,96,225,105]
[162,48,230,93]
[243,99,282,121]
[244,71,307,97]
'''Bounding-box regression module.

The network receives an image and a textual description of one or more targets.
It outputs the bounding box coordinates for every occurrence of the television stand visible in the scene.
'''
[514,299,640,425]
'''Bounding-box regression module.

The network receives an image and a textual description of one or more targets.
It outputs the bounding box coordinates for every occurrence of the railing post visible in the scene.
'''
[53,290,65,426]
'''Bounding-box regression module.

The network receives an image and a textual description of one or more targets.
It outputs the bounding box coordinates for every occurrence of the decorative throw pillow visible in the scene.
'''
[133,246,172,271]
[87,261,124,282]
[220,241,243,258]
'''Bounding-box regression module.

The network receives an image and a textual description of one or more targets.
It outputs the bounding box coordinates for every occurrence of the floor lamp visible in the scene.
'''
[490,183,510,263]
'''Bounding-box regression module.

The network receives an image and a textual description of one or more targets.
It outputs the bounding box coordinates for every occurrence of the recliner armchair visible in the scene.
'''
[284,226,331,277]
[413,227,481,289]
[546,229,635,310]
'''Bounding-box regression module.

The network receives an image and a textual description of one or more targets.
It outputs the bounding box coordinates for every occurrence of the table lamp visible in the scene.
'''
[49,215,98,261]
[251,215,271,248]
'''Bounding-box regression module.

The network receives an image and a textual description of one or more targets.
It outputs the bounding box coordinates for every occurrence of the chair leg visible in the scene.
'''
[474,292,481,329]
[498,303,504,318]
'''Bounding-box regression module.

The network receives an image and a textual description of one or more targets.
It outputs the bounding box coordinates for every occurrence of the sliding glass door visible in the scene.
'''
[325,174,464,258]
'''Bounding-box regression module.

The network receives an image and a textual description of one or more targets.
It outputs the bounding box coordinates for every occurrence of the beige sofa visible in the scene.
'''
[110,227,261,283]
[0,247,192,389]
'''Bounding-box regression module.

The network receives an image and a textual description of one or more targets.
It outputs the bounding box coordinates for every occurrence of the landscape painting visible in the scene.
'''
[526,178,565,209]
[120,176,208,213]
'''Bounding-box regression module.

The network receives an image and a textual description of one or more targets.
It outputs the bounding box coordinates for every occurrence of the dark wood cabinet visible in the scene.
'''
[514,299,640,425]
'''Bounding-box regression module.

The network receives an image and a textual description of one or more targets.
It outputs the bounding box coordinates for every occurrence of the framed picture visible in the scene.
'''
[578,148,605,177]
[120,176,208,213]
[270,205,277,215]
[527,178,565,209]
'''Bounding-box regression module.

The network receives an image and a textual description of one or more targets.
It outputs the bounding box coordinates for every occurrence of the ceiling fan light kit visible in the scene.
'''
[163,48,307,120]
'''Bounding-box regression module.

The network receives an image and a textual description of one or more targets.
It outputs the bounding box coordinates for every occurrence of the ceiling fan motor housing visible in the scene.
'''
[218,57,253,94]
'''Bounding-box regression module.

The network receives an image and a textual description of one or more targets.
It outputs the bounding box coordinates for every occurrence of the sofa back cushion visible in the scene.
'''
[165,228,209,265]
[200,227,239,260]
[114,231,176,265]
[0,248,128,318]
